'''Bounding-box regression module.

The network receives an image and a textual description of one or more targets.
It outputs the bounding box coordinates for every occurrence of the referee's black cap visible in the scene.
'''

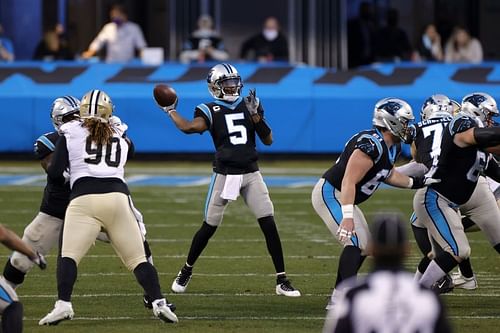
[370,213,408,248]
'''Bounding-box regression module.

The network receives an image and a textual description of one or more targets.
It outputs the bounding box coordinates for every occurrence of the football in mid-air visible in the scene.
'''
[153,84,177,107]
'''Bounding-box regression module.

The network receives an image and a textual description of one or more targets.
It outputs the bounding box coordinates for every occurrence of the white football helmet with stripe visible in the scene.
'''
[50,96,80,131]
[80,90,114,122]
[207,63,243,102]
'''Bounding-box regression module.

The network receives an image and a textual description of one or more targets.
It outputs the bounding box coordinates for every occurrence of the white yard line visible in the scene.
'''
[8,175,46,185]
[23,315,500,322]
[22,291,500,298]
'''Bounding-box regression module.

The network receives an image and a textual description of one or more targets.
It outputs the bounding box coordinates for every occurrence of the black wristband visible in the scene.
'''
[411,176,424,189]
[474,127,500,148]
[254,118,271,139]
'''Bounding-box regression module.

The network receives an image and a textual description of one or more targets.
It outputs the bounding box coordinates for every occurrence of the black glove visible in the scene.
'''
[411,176,440,189]
[244,88,260,116]
[32,251,47,270]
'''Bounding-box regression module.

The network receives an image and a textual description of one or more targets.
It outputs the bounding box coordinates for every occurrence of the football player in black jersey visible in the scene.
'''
[397,95,455,286]
[311,98,432,309]
[398,94,500,292]
[2,96,80,289]
[159,63,300,297]
[415,92,500,289]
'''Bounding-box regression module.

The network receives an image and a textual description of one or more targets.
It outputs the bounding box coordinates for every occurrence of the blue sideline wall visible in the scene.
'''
[0,61,498,154]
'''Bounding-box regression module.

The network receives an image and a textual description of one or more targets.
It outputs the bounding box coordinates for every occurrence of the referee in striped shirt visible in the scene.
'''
[323,213,452,333]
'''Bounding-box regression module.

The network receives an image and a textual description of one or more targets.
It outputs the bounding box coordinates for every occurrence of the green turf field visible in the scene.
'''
[0,161,498,332]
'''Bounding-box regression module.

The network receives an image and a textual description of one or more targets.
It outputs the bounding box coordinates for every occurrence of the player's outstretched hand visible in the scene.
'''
[32,252,47,270]
[160,97,178,115]
[244,89,260,116]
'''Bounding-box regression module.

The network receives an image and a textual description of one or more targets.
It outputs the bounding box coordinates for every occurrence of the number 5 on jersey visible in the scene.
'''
[224,113,248,145]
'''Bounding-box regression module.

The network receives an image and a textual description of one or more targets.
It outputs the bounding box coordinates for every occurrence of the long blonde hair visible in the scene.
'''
[83,118,113,146]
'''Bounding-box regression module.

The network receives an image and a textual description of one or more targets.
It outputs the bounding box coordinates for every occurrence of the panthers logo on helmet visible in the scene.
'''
[461,92,498,125]
[420,94,453,121]
[207,63,243,102]
[373,97,414,143]
[51,95,81,131]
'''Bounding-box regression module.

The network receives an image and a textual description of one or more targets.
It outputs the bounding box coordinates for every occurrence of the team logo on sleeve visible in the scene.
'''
[358,140,375,154]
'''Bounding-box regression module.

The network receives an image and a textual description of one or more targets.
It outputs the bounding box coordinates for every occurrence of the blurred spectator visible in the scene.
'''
[179,15,229,64]
[444,26,482,64]
[323,214,452,333]
[376,8,412,62]
[34,24,73,61]
[240,16,289,63]
[0,24,14,61]
[347,2,377,68]
[415,24,444,61]
[82,4,146,63]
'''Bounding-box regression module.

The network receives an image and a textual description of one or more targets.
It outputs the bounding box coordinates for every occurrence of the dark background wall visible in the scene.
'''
[0,0,498,65]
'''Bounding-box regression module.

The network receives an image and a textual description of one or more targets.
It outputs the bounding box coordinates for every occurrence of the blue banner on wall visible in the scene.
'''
[0,61,499,153]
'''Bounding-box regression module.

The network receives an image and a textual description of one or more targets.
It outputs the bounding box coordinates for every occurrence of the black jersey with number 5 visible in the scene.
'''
[411,116,452,169]
[323,129,401,204]
[429,115,486,205]
[194,96,265,175]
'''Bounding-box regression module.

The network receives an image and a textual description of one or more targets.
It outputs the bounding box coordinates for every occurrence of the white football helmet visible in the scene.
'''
[50,96,80,131]
[461,92,498,125]
[207,63,243,102]
[80,90,114,122]
[373,98,414,142]
[420,94,453,120]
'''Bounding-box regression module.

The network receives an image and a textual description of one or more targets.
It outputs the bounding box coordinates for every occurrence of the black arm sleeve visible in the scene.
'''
[474,127,500,148]
[254,118,272,141]
[47,136,69,180]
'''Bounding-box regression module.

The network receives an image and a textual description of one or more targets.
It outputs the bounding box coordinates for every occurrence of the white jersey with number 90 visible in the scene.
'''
[60,120,128,188]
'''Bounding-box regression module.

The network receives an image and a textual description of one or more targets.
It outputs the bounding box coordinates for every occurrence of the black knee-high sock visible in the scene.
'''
[412,225,432,256]
[3,260,25,286]
[57,257,77,302]
[134,262,163,301]
[258,216,285,274]
[458,258,474,278]
[418,256,431,274]
[2,301,23,333]
[435,252,460,273]
[335,246,362,288]
[495,243,500,254]
[186,221,217,266]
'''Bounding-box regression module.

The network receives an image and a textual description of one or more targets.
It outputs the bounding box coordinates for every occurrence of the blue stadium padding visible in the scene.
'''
[0,61,499,153]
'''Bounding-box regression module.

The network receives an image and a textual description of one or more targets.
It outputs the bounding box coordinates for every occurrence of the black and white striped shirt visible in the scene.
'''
[323,269,451,333]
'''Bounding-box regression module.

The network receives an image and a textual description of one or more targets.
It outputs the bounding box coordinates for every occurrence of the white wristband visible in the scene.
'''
[341,204,354,219]
[407,177,414,189]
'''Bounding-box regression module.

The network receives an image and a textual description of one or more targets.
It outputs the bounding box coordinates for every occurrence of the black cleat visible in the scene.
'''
[431,274,454,294]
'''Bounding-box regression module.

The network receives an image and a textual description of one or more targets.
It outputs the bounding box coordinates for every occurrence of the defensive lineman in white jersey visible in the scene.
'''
[39,90,178,325]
